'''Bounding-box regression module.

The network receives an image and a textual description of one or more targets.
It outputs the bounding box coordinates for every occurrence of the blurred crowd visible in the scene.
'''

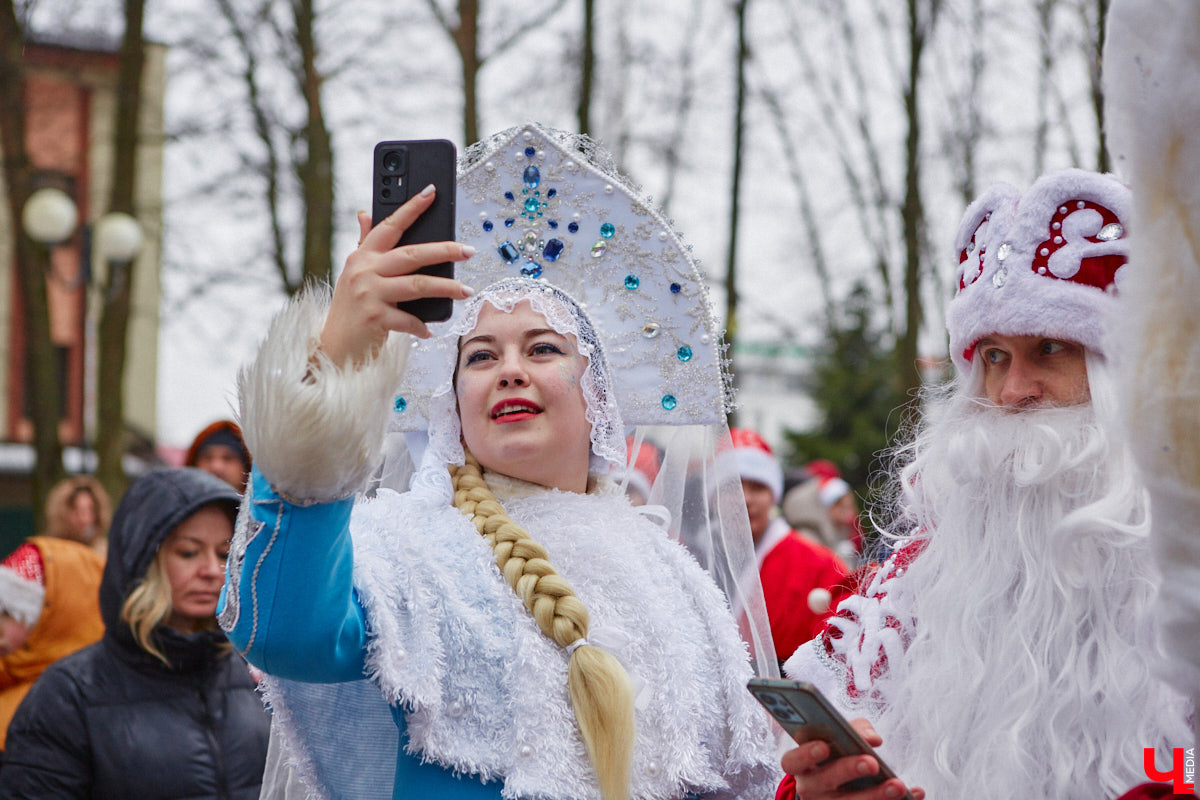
[0,420,264,796]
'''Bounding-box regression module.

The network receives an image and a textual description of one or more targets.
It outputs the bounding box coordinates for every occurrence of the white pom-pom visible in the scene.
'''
[807,587,832,614]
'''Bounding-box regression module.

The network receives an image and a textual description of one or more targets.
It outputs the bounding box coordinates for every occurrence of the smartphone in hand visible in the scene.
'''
[747,678,914,798]
[372,139,457,323]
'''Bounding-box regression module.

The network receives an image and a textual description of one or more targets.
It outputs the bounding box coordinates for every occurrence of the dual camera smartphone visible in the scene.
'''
[747,678,914,799]
[371,138,457,323]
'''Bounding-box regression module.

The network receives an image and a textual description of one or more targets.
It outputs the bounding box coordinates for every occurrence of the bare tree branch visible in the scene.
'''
[758,81,835,325]
[212,0,294,293]
[656,1,704,214]
[780,0,895,321]
[422,0,452,34]
[481,0,568,65]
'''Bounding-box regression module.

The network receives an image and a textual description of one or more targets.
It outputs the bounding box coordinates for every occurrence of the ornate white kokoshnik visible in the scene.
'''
[389,122,733,471]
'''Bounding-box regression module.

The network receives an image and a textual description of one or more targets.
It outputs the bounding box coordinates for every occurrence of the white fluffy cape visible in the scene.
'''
[261,477,779,800]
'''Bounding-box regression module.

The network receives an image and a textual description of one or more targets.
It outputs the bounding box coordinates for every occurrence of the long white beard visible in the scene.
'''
[871,395,1193,800]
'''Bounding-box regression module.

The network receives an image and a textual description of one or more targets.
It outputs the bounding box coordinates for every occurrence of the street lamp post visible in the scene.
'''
[19,187,144,477]
[16,185,74,532]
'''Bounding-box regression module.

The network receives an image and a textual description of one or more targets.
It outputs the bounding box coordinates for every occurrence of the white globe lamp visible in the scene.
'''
[94,212,144,263]
[21,187,78,245]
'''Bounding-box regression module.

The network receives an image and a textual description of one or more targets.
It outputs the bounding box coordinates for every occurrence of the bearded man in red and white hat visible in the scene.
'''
[722,428,851,670]
[778,169,1195,800]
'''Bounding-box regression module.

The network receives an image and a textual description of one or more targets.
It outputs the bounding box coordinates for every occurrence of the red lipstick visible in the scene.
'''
[490,397,543,423]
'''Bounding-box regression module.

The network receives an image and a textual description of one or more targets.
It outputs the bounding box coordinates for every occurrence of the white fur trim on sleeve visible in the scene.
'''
[783,639,856,721]
[237,286,411,502]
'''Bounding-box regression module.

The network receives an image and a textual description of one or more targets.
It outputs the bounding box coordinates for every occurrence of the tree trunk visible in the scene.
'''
[457,0,480,145]
[293,0,334,290]
[577,0,595,136]
[1088,0,1110,173]
[0,0,66,530]
[897,0,929,404]
[96,0,146,503]
[724,0,749,427]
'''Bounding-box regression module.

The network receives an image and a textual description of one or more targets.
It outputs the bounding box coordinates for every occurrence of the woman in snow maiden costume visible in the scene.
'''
[219,122,781,800]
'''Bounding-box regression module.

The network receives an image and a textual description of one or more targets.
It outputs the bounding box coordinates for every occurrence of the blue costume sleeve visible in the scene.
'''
[219,465,368,682]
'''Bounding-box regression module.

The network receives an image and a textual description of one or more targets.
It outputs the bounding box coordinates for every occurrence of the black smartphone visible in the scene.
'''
[747,678,913,798]
[372,138,457,323]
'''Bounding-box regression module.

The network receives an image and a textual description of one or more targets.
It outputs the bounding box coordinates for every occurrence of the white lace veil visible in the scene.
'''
[370,123,777,679]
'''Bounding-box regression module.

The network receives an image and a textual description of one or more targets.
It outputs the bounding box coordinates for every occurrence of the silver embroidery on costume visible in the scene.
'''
[218,496,265,633]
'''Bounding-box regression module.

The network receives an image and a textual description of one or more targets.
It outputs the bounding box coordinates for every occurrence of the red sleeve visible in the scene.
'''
[761,533,855,658]
[1115,783,1199,799]
[775,774,797,800]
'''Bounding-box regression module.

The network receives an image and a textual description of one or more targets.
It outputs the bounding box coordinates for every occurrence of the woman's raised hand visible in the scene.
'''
[319,185,475,368]
[781,718,924,800]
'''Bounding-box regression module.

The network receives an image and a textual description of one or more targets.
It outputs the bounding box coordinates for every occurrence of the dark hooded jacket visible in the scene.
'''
[0,468,270,799]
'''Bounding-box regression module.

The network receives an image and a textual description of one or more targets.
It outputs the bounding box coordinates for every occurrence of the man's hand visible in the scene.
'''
[780,717,924,800]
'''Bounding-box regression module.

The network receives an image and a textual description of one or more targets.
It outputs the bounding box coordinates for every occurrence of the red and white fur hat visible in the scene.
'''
[720,428,784,504]
[0,542,46,628]
[948,168,1131,374]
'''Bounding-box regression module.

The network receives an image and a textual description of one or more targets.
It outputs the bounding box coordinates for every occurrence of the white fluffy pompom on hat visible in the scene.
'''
[0,542,46,628]
[947,169,1132,374]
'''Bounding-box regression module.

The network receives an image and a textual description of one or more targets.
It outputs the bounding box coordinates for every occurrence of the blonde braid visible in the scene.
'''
[451,450,635,800]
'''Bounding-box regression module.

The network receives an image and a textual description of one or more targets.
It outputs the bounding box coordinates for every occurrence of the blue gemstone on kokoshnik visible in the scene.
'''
[523,165,541,189]
[498,241,520,263]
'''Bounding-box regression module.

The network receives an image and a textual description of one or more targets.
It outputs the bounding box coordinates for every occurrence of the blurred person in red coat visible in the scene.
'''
[720,428,850,670]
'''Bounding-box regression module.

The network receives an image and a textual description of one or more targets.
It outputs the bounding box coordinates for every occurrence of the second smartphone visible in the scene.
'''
[747,678,914,799]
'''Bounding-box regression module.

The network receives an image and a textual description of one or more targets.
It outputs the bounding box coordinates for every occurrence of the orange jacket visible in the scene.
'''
[0,537,104,750]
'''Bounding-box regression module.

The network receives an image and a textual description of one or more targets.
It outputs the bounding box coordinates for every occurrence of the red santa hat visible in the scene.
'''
[0,542,46,628]
[721,428,784,504]
[947,169,1131,374]
[817,475,851,508]
[804,459,841,482]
